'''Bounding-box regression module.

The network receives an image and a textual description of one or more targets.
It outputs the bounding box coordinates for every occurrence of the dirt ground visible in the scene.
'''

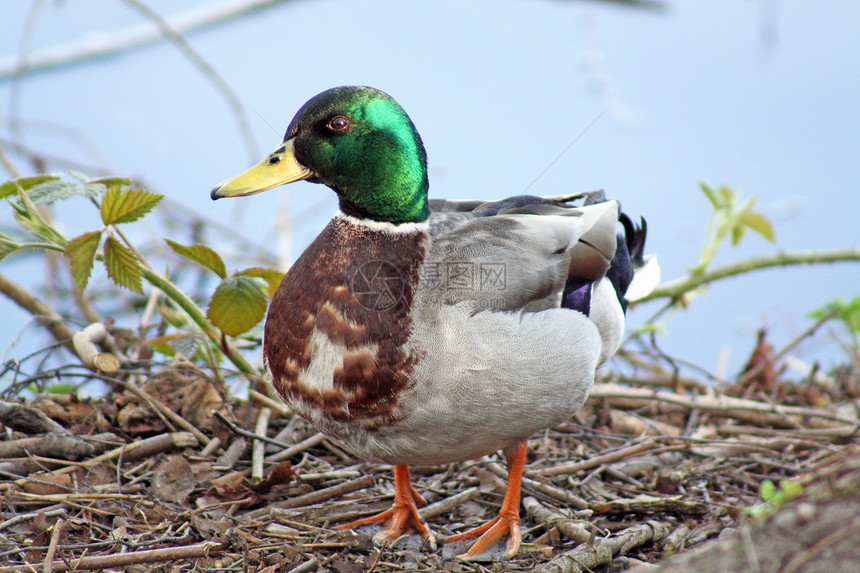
[1,344,858,573]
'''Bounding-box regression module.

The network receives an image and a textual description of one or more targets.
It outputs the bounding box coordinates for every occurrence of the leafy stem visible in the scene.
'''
[692,183,774,275]
[2,174,264,381]
[139,267,259,379]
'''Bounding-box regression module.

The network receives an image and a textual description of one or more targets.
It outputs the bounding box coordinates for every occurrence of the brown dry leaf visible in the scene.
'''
[72,401,116,434]
[150,454,197,505]
[30,512,51,534]
[251,461,295,494]
[179,377,224,428]
[656,471,684,494]
[472,466,499,493]
[77,462,118,489]
[143,369,224,429]
[199,469,259,510]
[803,386,830,408]
[117,402,165,434]
[34,394,111,431]
[24,529,49,562]
[331,559,366,573]
[457,500,487,522]
[107,322,144,358]
[30,397,71,425]
[730,329,778,396]
[192,513,233,539]
[208,471,252,501]
[22,472,73,495]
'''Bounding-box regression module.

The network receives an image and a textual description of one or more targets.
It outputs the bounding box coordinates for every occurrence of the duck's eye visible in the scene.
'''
[327,116,350,132]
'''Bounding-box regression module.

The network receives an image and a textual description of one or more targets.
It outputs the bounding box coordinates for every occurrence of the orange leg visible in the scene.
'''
[337,464,433,543]
[446,440,527,558]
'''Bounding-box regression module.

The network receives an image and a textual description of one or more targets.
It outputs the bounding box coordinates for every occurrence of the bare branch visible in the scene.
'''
[0,0,291,81]
[633,248,860,306]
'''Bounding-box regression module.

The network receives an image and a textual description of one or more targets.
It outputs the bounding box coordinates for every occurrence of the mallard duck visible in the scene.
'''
[211,86,658,558]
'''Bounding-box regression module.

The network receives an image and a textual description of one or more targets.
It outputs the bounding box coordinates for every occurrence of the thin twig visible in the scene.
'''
[485,460,589,509]
[523,496,592,544]
[119,0,259,161]
[243,474,375,519]
[419,487,481,520]
[534,440,657,477]
[213,409,290,450]
[0,272,77,356]
[13,431,197,484]
[0,541,224,573]
[267,432,327,463]
[0,1,289,81]
[118,379,211,445]
[249,388,291,416]
[590,383,860,428]
[633,248,860,305]
[532,520,669,573]
[0,509,67,532]
[252,407,271,481]
[42,518,63,573]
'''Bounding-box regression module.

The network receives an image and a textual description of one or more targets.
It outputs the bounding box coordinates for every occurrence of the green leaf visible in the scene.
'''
[730,224,745,246]
[64,230,102,292]
[166,239,227,279]
[89,176,132,193]
[737,194,757,212]
[156,299,191,329]
[811,297,860,334]
[207,276,267,337]
[698,182,720,208]
[738,211,775,242]
[759,479,776,502]
[815,300,841,317]
[69,171,92,183]
[146,335,179,357]
[0,175,61,199]
[718,185,735,204]
[11,189,67,245]
[0,182,17,200]
[843,298,860,333]
[27,180,95,204]
[236,267,284,297]
[780,479,802,499]
[633,321,666,335]
[0,235,21,261]
[101,187,163,225]
[810,300,843,322]
[146,332,204,358]
[103,236,143,293]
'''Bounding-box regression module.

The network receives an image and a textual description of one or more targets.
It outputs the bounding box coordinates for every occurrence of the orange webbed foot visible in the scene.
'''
[445,440,528,559]
[337,465,434,545]
[446,508,522,558]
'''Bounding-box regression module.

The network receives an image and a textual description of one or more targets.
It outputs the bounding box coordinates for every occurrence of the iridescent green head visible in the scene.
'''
[211,86,430,224]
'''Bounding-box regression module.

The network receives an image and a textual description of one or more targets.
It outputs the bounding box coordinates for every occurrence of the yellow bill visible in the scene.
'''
[210,138,312,199]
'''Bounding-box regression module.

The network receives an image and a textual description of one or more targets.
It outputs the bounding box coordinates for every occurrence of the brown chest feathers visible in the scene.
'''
[264,215,427,422]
